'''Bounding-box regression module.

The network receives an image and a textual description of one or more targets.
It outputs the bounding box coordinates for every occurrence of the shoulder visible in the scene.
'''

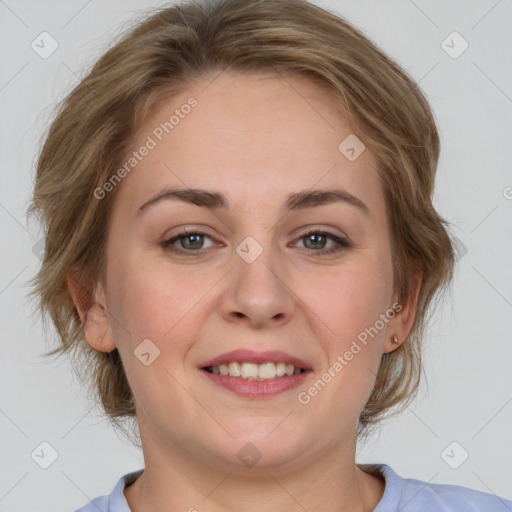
[74,494,109,512]
[73,469,143,512]
[358,464,512,512]
[362,463,512,512]
[399,475,512,511]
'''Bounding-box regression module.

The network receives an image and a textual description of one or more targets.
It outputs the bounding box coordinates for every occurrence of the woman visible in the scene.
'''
[29,0,512,510]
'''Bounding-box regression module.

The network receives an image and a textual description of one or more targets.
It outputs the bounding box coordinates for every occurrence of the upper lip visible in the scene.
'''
[199,349,312,370]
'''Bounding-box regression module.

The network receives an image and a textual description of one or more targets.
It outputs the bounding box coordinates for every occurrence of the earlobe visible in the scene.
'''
[67,270,116,353]
[384,273,422,354]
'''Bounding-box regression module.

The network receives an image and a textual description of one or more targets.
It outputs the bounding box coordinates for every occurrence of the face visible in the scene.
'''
[79,71,414,474]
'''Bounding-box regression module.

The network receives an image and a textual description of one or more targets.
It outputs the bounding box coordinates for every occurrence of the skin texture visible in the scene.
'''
[69,70,419,511]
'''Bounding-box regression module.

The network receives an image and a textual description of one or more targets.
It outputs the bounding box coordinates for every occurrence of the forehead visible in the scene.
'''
[113,70,382,214]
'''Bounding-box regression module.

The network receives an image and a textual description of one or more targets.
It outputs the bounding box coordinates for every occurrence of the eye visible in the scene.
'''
[295,229,350,256]
[162,230,216,255]
[161,228,351,257]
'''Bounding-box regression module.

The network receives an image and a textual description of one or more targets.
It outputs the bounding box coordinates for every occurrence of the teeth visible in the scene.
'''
[241,363,259,379]
[276,362,286,377]
[228,362,241,377]
[207,362,304,380]
[258,362,276,379]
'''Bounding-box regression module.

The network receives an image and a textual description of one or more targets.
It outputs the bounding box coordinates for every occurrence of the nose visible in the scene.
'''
[220,244,295,329]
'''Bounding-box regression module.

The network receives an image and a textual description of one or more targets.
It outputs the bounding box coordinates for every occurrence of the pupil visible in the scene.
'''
[184,234,202,249]
[307,234,324,249]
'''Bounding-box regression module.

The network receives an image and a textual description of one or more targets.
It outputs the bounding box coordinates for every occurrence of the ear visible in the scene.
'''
[383,272,422,354]
[67,269,116,353]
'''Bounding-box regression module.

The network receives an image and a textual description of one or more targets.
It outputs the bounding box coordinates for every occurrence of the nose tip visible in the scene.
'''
[221,251,295,329]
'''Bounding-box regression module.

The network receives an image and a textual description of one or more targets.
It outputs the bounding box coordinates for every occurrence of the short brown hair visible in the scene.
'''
[29,0,455,442]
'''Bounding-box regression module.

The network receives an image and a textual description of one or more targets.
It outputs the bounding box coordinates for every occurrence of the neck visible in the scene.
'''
[124,422,385,512]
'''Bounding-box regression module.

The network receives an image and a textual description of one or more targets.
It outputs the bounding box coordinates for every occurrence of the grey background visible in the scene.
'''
[1,0,511,510]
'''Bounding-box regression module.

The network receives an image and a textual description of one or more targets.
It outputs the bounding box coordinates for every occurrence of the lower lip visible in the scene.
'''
[201,369,310,398]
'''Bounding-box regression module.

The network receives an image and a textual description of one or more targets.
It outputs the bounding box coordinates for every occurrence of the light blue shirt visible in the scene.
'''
[74,463,512,511]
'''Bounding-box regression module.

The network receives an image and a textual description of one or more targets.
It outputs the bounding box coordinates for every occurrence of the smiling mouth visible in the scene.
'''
[202,362,307,381]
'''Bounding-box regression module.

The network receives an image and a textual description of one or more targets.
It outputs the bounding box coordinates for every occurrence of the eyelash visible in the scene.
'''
[161,228,350,257]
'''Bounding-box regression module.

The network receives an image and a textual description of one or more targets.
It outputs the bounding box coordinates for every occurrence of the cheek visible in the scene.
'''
[301,264,393,414]
[302,262,393,348]
[104,255,198,413]
[105,250,183,346]
[105,248,219,356]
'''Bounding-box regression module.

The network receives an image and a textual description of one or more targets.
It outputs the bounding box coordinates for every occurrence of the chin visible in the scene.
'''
[209,422,313,471]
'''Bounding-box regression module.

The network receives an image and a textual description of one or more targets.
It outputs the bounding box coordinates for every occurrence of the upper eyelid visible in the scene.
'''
[167,224,346,237]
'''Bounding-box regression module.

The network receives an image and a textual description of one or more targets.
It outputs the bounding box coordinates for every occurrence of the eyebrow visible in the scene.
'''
[137,187,370,216]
